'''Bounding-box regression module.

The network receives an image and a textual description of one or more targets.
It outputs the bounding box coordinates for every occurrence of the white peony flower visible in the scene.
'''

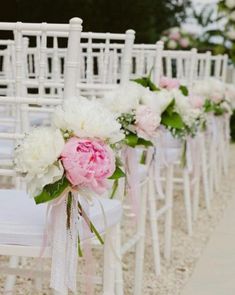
[167,40,177,49]
[14,127,65,196]
[140,88,173,114]
[102,81,145,114]
[53,97,124,143]
[226,0,235,9]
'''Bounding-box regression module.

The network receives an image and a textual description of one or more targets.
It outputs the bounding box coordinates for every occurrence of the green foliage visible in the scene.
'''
[109,166,125,180]
[124,132,153,148]
[9,0,191,43]
[161,99,185,130]
[34,175,70,204]
[203,99,227,116]
[179,85,189,96]
[133,76,159,91]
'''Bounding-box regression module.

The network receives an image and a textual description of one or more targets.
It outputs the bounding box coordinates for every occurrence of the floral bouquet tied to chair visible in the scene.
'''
[14,97,125,293]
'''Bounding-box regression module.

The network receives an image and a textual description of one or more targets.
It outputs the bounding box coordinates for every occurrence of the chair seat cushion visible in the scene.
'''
[0,189,122,247]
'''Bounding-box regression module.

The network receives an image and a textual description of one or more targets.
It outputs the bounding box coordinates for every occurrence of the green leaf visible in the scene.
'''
[161,112,184,129]
[179,85,189,96]
[124,132,139,147]
[133,77,149,88]
[132,76,159,91]
[66,191,72,229]
[78,201,104,245]
[78,235,83,257]
[164,99,175,116]
[140,150,147,164]
[108,166,125,180]
[124,132,153,147]
[110,179,119,199]
[161,98,184,129]
[34,175,70,204]
[203,99,214,113]
[137,137,153,147]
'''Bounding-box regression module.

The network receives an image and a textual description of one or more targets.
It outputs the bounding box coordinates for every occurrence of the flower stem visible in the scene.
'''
[77,200,104,245]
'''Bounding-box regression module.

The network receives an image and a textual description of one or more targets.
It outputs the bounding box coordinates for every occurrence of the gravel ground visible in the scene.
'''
[1,145,235,295]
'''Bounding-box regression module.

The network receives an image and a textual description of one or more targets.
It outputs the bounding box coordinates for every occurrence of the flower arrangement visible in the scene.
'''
[133,75,204,140]
[160,27,194,50]
[14,97,125,243]
[102,82,162,147]
[192,78,232,116]
[14,97,127,293]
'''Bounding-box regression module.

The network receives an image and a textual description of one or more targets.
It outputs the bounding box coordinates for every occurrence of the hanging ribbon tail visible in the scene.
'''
[78,196,95,295]
[49,192,78,294]
[123,147,140,219]
[153,147,165,200]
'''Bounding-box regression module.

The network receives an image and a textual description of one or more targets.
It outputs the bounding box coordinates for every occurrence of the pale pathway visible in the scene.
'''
[182,191,235,295]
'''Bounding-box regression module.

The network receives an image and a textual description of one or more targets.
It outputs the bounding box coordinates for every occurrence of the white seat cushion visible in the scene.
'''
[0,189,122,247]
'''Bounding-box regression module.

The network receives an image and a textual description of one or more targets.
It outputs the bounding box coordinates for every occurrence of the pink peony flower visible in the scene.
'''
[179,38,189,48]
[60,137,115,194]
[169,31,181,41]
[159,76,180,90]
[189,94,204,109]
[135,105,161,140]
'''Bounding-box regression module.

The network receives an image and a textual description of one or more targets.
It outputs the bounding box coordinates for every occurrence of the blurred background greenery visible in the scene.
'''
[1,0,190,43]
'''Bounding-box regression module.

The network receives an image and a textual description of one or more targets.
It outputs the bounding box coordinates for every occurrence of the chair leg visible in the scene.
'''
[148,165,161,276]
[200,135,211,213]
[192,156,200,222]
[103,226,117,295]
[164,165,173,261]
[134,182,147,295]
[4,256,19,294]
[183,169,193,236]
[115,224,123,295]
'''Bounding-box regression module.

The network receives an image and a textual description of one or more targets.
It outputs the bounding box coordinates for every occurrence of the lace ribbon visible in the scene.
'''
[49,191,78,294]
[122,146,140,218]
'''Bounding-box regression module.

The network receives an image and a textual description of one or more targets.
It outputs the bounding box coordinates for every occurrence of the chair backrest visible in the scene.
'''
[21,29,135,99]
[160,48,197,87]
[0,18,82,100]
[194,51,211,81]
[75,30,135,98]
[210,54,228,82]
[0,18,83,186]
[131,43,157,79]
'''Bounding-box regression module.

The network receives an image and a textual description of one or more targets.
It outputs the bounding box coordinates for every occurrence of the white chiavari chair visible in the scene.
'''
[76,30,135,99]
[0,18,125,295]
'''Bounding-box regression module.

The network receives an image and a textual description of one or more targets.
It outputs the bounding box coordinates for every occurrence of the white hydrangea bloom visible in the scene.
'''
[53,97,124,143]
[14,127,65,196]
